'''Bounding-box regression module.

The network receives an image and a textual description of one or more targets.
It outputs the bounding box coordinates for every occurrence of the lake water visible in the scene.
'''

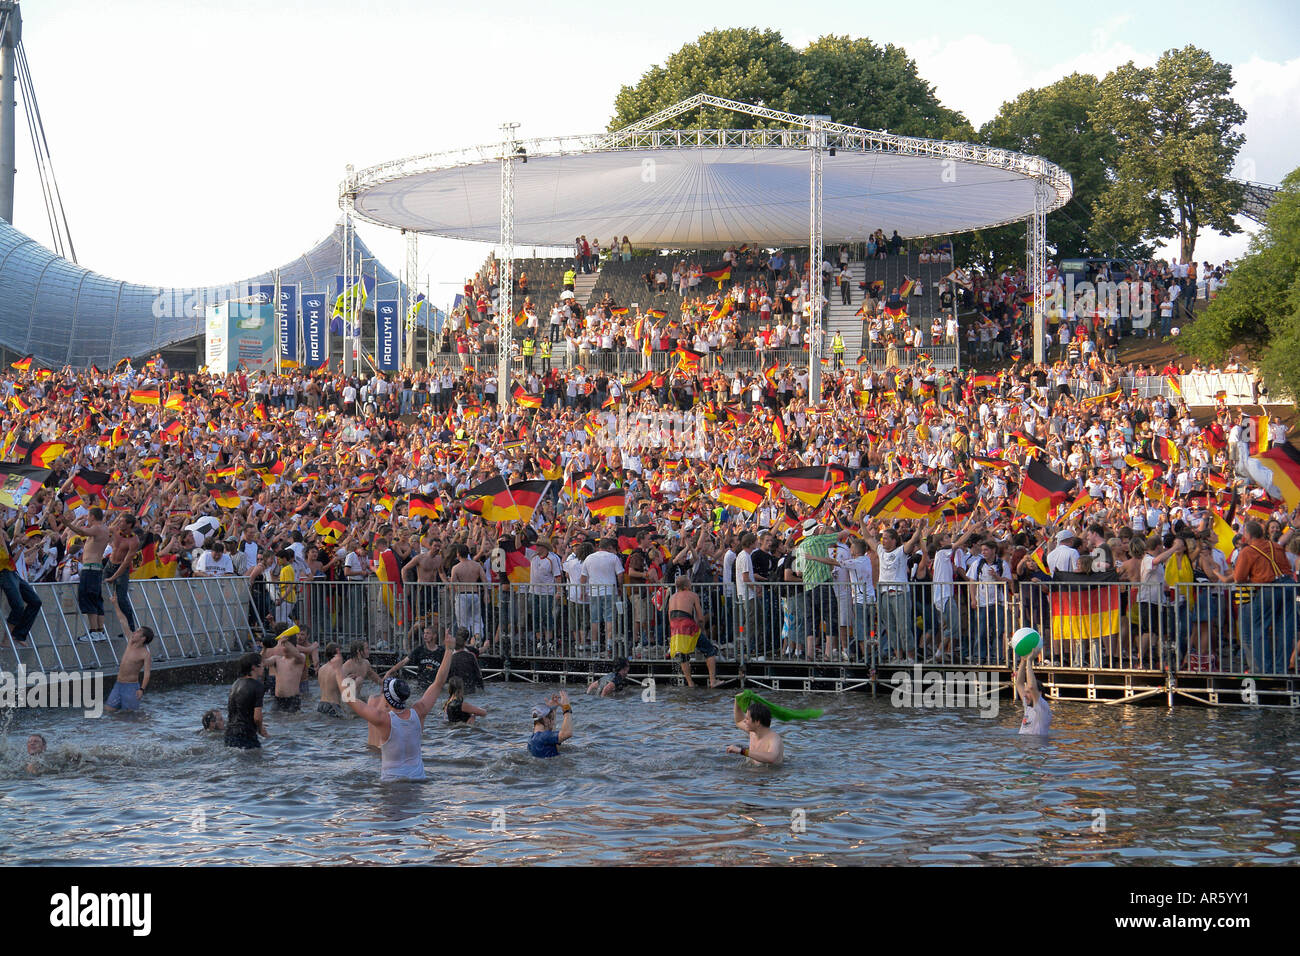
[1,680,1296,865]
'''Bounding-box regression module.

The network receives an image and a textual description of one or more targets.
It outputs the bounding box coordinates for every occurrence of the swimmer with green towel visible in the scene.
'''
[734,689,823,722]
[725,695,785,765]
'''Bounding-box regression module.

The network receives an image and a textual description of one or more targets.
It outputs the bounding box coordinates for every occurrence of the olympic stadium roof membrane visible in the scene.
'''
[0,220,413,368]
[345,96,1073,248]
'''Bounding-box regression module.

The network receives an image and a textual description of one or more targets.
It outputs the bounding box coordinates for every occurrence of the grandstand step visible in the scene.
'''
[574,270,600,309]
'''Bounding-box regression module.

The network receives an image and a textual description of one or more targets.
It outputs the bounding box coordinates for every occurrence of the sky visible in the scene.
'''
[8,0,1299,309]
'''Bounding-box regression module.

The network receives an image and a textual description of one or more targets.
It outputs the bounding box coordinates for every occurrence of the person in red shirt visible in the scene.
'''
[1232,521,1295,674]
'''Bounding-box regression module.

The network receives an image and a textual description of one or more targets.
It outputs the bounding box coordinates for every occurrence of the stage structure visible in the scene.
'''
[341,94,1074,400]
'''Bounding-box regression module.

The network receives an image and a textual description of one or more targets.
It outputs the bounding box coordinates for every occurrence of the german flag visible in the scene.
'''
[160,420,184,440]
[1015,458,1073,525]
[616,526,654,555]
[72,468,111,505]
[1205,470,1229,493]
[673,347,704,373]
[10,355,32,371]
[865,477,935,520]
[710,297,733,320]
[883,304,907,320]
[625,370,654,393]
[513,309,528,328]
[506,480,550,522]
[718,482,765,513]
[772,416,787,445]
[408,494,443,520]
[1249,414,1270,456]
[130,539,163,580]
[1200,424,1227,451]
[130,389,160,405]
[586,491,626,519]
[512,385,542,409]
[1154,435,1180,466]
[164,394,187,413]
[972,454,1013,471]
[462,476,521,522]
[209,484,241,509]
[1080,388,1121,407]
[703,266,731,284]
[767,467,835,508]
[8,395,31,414]
[1210,509,1236,561]
[897,278,917,298]
[972,373,999,389]
[501,545,531,585]
[252,458,285,482]
[610,306,629,317]
[1255,444,1300,510]
[313,513,346,542]
[646,308,667,320]
[1124,454,1164,483]
[1245,498,1278,521]
[206,464,241,483]
[375,547,404,613]
[538,456,565,482]
[254,402,267,421]
[1049,571,1121,641]
[1165,375,1183,399]
[1013,430,1046,453]
[1061,489,1095,521]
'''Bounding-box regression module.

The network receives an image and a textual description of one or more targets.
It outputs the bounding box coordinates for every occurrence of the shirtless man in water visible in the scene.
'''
[67,505,110,642]
[266,630,318,712]
[104,590,153,713]
[315,644,347,717]
[725,698,783,765]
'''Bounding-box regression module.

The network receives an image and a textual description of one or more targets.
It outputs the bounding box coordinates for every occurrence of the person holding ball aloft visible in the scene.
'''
[1011,627,1051,737]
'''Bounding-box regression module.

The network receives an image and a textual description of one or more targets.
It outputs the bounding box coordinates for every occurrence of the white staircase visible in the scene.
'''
[824,261,868,356]
[575,269,600,309]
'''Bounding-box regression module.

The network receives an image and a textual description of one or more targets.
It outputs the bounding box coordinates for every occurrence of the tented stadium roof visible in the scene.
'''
[0,220,423,368]
[346,97,1073,248]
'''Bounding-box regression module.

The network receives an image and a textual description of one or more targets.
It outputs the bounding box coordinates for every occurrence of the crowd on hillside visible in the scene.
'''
[0,343,1294,678]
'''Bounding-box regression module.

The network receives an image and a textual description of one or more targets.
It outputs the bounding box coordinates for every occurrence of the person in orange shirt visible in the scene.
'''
[1232,521,1295,675]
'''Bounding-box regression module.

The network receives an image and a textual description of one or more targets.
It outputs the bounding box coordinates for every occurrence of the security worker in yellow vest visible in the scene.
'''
[521,335,536,372]
[563,268,576,291]
[539,336,552,374]
[832,331,845,369]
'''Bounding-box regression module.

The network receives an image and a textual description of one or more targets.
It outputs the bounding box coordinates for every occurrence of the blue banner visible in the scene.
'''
[278,285,298,366]
[302,292,328,368]
[376,299,400,371]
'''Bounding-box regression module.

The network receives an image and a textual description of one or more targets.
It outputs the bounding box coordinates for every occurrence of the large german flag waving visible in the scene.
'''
[863,477,935,520]
[1015,458,1073,525]
[506,480,551,522]
[463,476,525,522]
[586,491,626,519]
[1255,443,1300,510]
[717,482,766,513]
[766,467,837,507]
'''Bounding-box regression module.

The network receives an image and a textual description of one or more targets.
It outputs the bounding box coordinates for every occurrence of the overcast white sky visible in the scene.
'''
[9,0,1298,308]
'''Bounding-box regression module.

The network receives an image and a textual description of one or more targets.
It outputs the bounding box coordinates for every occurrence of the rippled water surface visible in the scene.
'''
[1,680,1296,865]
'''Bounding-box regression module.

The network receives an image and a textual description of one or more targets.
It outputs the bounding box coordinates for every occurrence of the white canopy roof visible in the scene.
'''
[345,96,1073,248]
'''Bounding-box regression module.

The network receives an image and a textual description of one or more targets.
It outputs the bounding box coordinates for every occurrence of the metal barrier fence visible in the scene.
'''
[248,579,1296,681]
[0,577,265,673]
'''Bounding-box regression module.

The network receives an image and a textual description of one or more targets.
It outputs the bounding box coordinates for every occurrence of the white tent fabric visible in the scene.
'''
[353,147,1051,248]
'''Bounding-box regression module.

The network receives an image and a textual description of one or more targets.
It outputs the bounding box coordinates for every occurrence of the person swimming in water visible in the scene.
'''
[725,698,784,765]
[1015,650,1051,737]
[200,709,225,733]
[528,690,573,758]
[586,657,631,697]
[444,677,487,725]
[25,734,46,773]
[344,633,454,781]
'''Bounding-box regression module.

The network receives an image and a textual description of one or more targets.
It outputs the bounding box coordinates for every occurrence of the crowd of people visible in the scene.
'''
[0,335,1294,695]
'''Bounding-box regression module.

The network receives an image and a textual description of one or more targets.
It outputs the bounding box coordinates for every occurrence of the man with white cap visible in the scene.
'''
[1047,528,1080,574]
[344,632,453,781]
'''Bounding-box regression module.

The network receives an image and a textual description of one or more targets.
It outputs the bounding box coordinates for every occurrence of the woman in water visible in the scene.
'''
[444,677,487,726]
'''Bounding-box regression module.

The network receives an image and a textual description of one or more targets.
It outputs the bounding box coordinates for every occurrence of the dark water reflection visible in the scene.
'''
[0,682,1295,865]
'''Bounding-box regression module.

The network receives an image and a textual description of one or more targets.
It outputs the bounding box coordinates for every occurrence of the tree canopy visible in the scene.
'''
[609,28,972,139]
[1182,167,1300,399]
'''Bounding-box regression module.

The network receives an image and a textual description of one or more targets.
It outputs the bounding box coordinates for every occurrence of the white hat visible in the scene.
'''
[802,519,819,534]
[1055,528,1075,543]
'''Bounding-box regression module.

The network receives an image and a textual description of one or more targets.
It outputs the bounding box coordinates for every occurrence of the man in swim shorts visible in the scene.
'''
[667,575,717,688]
[104,589,153,713]
[265,626,316,712]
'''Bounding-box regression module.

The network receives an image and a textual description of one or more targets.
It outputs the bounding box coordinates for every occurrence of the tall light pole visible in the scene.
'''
[807,114,829,405]
[498,122,520,405]
[0,2,18,225]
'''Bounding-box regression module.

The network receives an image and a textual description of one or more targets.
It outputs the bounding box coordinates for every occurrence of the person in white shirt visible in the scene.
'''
[864,521,924,663]
[966,539,1011,664]
[580,538,625,652]
[1046,528,1081,574]
[197,541,235,576]
[930,525,975,662]
[528,539,562,651]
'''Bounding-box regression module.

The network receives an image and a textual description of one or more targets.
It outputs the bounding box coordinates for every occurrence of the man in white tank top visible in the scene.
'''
[1014,652,1051,737]
[344,635,454,781]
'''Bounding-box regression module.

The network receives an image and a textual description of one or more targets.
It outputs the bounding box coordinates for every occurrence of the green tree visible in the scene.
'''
[1091,46,1246,264]
[1182,167,1300,399]
[609,29,971,139]
[981,73,1143,260]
